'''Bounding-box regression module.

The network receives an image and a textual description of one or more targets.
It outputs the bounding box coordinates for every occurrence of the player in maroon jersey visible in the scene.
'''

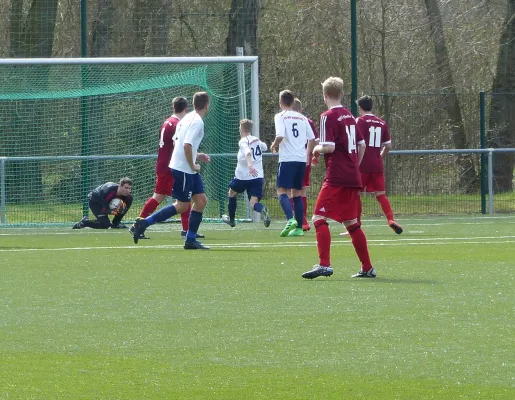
[290,98,319,231]
[302,77,376,279]
[131,97,204,239]
[340,96,402,236]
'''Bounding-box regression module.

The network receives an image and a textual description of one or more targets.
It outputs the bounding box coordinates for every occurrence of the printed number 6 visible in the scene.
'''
[292,123,299,138]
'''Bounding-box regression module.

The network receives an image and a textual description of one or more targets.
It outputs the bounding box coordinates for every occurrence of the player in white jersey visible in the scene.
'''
[270,90,316,237]
[132,92,211,250]
[222,119,271,228]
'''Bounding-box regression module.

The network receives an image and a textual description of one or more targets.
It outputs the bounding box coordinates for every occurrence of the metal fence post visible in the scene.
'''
[236,47,252,221]
[487,149,494,214]
[0,158,6,224]
[479,91,487,214]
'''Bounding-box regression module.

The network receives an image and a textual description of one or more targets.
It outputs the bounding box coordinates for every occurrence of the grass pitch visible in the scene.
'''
[1,216,514,399]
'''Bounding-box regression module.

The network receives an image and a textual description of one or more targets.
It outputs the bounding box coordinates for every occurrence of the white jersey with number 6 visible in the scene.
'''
[274,110,315,163]
[235,135,267,180]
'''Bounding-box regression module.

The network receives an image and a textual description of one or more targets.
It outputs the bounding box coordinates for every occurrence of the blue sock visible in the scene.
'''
[146,205,177,226]
[279,193,293,220]
[186,210,203,241]
[228,197,237,221]
[293,196,303,228]
[253,202,264,213]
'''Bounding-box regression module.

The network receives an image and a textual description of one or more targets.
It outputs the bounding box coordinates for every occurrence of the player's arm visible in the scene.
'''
[196,152,211,162]
[380,142,392,158]
[313,115,335,157]
[184,122,201,171]
[381,124,392,158]
[305,120,316,164]
[183,143,198,171]
[270,137,283,153]
[270,115,285,153]
[358,141,366,165]
[241,141,258,177]
[259,140,268,152]
[111,195,131,226]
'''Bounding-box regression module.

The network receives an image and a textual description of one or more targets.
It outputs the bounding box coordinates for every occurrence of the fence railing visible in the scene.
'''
[1,149,514,226]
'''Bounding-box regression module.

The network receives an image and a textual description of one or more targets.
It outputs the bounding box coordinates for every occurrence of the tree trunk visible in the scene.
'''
[226,0,262,56]
[91,0,115,57]
[132,0,150,56]
[8,0,23,57]
[21,0,58,57]
[149,0,171,56]
[424,0,477,193]
[5,0,58,203]
[488,0,515,193]
[88,0,117,186]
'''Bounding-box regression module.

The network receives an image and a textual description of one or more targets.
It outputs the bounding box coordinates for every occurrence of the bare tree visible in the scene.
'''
[226,0,263,56]
[488,0,515,192]
[91,0,115,57]
[149,0,172,56]
[5,0,58,202]
[423,0,477,192]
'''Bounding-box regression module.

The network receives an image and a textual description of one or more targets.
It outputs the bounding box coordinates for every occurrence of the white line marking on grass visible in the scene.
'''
[1,236,515,252]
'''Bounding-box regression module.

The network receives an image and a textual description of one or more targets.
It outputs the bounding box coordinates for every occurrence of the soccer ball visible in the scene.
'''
[109,198,126,214]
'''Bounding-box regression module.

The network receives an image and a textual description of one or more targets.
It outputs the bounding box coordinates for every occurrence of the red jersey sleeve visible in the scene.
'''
[319,113,336,145]
[355,119,365,144]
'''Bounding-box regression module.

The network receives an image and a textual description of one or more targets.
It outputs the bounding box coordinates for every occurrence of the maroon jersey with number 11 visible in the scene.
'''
[357,114,391,174]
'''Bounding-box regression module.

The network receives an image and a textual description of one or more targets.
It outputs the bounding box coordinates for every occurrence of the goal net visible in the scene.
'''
[0,57,259,226]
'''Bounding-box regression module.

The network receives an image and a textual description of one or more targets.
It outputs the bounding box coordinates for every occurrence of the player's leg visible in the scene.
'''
[183,174,209,249]
[180,203,191,234]
[276,162,294,221]
[288,162,306,237]
[339,188,374,278]
[223,178,245,227]
[277,163,297,236]
[74,199,110,229]
[132,170,189,243]
[248,178,270,228]
[301,183,335,279]
[222,186,239,227]
[301,164,311,231]
[278,185,297,237]
[132,171,172,238]
[83,200,111,229]
[371,173,402,234]
[83,215,112,229]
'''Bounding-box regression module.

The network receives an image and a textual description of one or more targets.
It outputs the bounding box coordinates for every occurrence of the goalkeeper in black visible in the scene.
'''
[72,177,133,229]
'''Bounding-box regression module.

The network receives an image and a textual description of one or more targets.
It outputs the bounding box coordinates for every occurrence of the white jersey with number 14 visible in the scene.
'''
[235,135,267,180]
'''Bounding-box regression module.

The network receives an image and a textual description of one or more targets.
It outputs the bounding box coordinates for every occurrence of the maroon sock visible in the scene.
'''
[357,197,362,225]
[314,219,331,267]
[347,223,373,271]
[376,194,394,221]
[181,204,192,231]
[139,198,159,219]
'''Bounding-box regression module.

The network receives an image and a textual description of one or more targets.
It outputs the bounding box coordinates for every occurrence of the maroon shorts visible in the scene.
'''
[154,170,174,196]
[360,172,385,193]
[302,164,312,188]
[313,182,360,223]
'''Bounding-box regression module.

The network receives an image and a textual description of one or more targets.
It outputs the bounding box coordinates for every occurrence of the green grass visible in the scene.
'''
[1,216,514,399]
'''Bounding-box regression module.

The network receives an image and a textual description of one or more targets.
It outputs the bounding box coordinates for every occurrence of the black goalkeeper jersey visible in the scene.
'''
[88,182,133,215]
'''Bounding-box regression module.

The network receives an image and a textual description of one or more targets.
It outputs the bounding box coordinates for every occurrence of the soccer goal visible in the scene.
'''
[0,56,259,226]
